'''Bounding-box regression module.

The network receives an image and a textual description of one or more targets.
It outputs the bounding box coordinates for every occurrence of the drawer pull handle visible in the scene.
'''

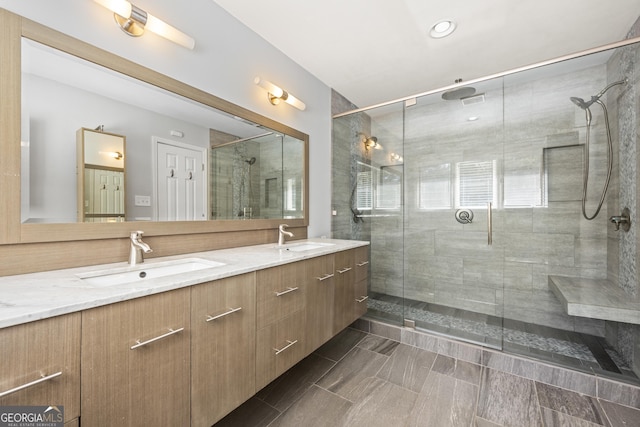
[275,287,299,297]
[274,340,298,355]
[337,267,352,274]
[356,296,369,303]
[131,327,184,350]
[0,371,62,398]
[316,273,334,281]
[357,261,369,267]
[206,307,242,322]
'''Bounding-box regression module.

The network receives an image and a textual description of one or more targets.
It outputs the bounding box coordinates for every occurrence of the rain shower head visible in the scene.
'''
[441,86,476,101]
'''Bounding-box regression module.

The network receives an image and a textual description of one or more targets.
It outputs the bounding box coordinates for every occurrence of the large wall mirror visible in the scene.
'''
[3,11,308,244]
[21,38,306,224]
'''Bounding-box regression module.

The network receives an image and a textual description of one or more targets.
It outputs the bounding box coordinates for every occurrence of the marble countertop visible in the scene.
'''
[549,275,640,325]
[0,238,368,329]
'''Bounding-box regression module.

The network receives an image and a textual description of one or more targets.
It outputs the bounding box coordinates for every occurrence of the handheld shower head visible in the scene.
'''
[570,78,627,110]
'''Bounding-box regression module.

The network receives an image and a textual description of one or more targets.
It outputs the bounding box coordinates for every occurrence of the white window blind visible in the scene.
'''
[356,170,373,210]
[418,164,452,209]
[456,160,495,208]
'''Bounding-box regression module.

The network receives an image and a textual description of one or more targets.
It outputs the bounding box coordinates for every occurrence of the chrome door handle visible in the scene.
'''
[0,372,62,398]
[274,340,298,355]
[206,307,242,322]
[275,287,299,297]
[130,327,184,350]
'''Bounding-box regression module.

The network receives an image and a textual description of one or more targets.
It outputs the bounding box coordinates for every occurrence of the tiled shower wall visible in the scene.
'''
[605,15,640,378]
[332,16,640,375]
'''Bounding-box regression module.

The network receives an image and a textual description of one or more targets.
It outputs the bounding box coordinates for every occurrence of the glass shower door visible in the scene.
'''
[402,79,506,350]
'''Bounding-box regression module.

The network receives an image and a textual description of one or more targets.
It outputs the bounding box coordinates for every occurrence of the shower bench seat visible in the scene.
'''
[549,276,640,325]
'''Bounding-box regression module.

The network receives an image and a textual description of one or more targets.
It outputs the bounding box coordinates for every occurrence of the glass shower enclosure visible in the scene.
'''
[332,37,640,383]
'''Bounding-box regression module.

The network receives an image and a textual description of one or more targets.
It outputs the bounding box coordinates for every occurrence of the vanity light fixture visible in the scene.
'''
[94,0,195,50]
[254,77,306,111]
[429,19,457,38]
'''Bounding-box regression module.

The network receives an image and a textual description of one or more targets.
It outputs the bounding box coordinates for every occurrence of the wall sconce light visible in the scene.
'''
[363,136,382,150]
[101,151,124,160]
[390,152,403,162]
[254,77,306,111]
[94,0,195,50]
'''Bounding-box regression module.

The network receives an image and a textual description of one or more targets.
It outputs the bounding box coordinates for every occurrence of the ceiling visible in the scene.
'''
[212,0,640,109]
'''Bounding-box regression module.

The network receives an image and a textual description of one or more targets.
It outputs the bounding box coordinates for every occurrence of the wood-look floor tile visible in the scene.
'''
[376,344,437,392]
[314,327,368,362]
[476,368,542,426]
[535,382,608,425]
[432,354,482,385]
[256,353,335,411]
[406,371,478,427]
[357,334,400,355]
[267,385,352,427]
[540,407,606,427]
[213,397,279,427]
[317,346,389,401]
[598,399,640,427]
[343,377,418,427]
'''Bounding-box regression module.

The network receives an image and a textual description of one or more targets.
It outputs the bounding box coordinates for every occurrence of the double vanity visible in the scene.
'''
[0,238,370,426]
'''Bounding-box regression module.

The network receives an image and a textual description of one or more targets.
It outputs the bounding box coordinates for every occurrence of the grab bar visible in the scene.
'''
[487,202,493,245]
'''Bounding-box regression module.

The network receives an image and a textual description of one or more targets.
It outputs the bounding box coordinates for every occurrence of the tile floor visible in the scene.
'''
[213,327,640,427]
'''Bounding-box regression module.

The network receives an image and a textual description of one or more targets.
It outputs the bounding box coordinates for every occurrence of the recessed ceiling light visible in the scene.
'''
[430,20,456,38]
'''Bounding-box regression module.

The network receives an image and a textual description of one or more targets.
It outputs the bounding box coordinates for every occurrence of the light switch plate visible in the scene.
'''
[135,195,151,206]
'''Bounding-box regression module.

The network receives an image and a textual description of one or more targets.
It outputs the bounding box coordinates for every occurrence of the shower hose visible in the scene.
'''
[581,100,613,220]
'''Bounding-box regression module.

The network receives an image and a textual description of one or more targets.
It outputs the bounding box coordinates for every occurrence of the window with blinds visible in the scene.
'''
[356,169,373,210]
[418,164,452,209]
[455,160,496,208]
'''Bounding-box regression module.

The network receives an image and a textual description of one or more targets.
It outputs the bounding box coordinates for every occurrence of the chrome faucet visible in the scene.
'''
[129,231,153,265]
[609,208,631,232]
[278,224,294,246]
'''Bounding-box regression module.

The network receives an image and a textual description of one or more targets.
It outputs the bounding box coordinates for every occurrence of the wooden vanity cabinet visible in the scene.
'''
[0,313,80,425]
[255,262,307,390]
[333,249,355,334]
[304,254,336,354]
[353,245,370,321]
[191,273,256,426]
[81,288,191,427]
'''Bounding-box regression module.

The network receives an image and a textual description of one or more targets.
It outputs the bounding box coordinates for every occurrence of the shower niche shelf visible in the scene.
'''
[549,276,640,325]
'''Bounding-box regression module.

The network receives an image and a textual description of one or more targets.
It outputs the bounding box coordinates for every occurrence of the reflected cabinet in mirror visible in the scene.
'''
[21,38,306,224]
[77,128,126,223]
[3,9,308,243]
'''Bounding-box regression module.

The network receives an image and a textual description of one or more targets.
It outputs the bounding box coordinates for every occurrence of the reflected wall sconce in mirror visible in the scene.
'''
[102,151,124,160]
[94,0,196,50]
[360,135,382,151]
[254,77,306,111]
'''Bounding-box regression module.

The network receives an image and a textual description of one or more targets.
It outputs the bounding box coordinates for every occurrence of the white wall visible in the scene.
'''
[1,0,332,236]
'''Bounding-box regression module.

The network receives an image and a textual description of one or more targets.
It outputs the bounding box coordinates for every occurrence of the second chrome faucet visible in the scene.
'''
[278,224,294,246]
[129,231,153,265]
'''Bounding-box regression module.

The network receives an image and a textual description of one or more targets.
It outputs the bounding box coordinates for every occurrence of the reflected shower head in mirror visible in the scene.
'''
[244,157,256,165]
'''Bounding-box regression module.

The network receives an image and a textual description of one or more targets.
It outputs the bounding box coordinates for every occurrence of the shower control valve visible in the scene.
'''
[609,208,631,232]
[455,209,473,224]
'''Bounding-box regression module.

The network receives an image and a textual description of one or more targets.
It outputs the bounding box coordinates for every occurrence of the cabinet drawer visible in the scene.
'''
[0,313,80,423]
[257,261,305,327]
[353,278,369,321]
[81,288,190,426]
[191,274,256,426]
[256,309,305,391]
[355,245,370,283]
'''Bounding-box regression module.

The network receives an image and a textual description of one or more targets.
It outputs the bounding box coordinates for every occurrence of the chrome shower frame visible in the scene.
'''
[333,36,640,118]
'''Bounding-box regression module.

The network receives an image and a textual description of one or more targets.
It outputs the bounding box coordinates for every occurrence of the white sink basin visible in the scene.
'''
[77,258,225,287]
[280,242,335,252]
